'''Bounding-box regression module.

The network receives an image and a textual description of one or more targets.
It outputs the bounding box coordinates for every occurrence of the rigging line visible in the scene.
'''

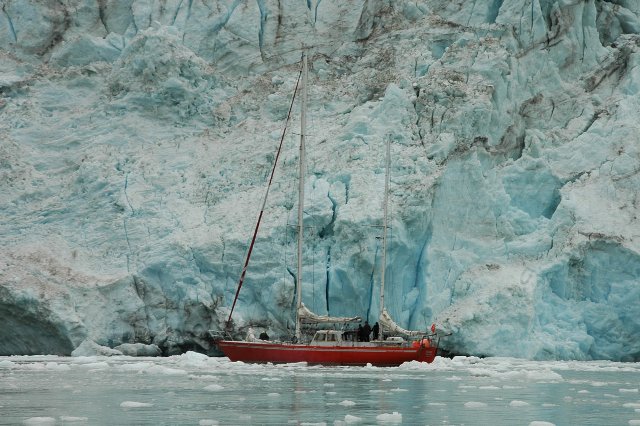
[226,63,304,326]
[213,41,339,71]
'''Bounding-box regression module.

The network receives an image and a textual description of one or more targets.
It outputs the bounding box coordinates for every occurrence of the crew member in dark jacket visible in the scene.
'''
[363,321,372,342]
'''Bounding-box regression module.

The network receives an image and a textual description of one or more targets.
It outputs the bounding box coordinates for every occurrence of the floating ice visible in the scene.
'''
[0,355,637,424]
[59,417,88,422]
[464,402,488,408]
[23,418,56,426]
[470,368,563,382]
[174,352,211,366]
[198,420,219,426]
[0,360,15,368]
[203,384,224,392]
[71,341,122,357]
[375,412,402,424]
[144,365,187,376]
[44,362,70,371]
[120,401,153,408]
[343,414,362,424]
[188,374,218,381]
[76,362,109,370]
[114,343,161,357]
[70,357,99,364]
[116,362,153,372]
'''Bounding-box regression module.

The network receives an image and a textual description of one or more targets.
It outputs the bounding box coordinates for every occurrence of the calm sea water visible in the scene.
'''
[0,353,639,425]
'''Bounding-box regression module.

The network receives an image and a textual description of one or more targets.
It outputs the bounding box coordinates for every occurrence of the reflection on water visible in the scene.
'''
[0,354,639,425]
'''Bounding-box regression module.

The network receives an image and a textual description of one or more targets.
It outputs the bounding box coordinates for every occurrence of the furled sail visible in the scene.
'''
[298,303,361,324]
[379,308,425,337]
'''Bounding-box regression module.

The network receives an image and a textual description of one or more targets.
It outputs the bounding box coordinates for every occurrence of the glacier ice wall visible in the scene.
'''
[1,0,639,360]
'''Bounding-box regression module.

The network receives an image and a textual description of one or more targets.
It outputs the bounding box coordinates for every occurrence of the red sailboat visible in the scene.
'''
[213,52,439,366]
[216,330,436,367]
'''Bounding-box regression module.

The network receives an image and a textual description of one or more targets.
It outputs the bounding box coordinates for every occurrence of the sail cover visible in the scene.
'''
[298,303,361,324]
[379,309,425,337]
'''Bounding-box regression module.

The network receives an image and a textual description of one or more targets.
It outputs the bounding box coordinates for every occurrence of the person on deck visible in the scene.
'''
[372,322,380,340]
[357,324,364,342]
[363,321,372,342]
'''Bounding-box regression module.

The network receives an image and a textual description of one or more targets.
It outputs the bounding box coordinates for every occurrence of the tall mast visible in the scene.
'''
[380,136,391,317]
[226,66,303,326]
[295,51,308,341]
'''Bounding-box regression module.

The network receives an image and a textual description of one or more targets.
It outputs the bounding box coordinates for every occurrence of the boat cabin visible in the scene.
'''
[310,330,345,345]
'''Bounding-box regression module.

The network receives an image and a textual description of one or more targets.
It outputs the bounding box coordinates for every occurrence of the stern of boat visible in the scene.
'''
[413,335,439,363]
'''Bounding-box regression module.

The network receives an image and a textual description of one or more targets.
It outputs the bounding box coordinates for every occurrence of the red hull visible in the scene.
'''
[216,340,437,366]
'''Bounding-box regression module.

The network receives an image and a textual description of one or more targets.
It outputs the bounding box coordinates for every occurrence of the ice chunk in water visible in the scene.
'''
[203,384,224,392]
[120,401,153,408]
[23,418,56,425]
[375,412,402,424]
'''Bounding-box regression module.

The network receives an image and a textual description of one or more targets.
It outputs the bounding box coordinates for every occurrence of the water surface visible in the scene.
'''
[1,354,639,425]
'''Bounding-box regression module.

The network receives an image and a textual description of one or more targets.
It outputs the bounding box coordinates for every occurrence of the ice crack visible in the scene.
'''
[124,172,135,215]
[2,5,17,43]
[325,246,331,312]
[256,0,268,60]
[97,0,109,33]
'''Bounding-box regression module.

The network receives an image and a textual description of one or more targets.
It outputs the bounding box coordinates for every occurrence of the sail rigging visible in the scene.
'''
[226,66,303,325]
[294,51,308,340]
[380,134,391,315]
[295,52,363,332]
[227,51,358,336]
[379,137,427,338]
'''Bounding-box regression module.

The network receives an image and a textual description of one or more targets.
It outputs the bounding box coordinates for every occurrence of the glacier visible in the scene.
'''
[0,0,639,361]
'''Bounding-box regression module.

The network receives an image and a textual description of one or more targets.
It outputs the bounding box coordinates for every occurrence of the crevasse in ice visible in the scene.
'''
[0,1,639,361]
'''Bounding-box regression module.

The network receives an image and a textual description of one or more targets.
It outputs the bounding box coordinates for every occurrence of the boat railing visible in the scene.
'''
[208,330,233,342]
